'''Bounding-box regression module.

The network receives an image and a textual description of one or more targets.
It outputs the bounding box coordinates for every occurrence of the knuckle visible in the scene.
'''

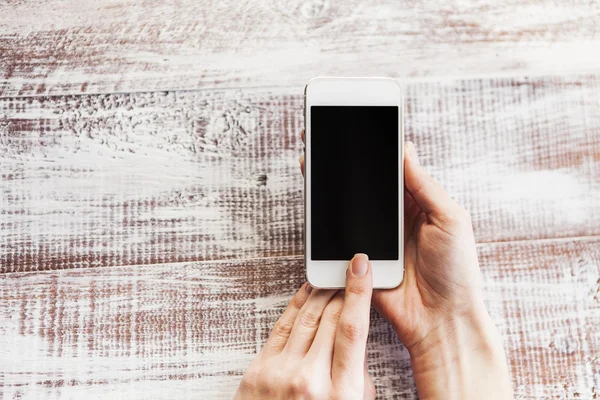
[239,368,260,393]
[239,376,255,392]
[257,368,281,396]
[412,181,427,199]
[257,381,276,397]
[290,293,306,310]
[298,308,321,329]
[289,374,320,397]
[290,375,307,394]
[271,320,294,340]
[324,303,343,326]
[339,319,365,343]
[347,282,367,296]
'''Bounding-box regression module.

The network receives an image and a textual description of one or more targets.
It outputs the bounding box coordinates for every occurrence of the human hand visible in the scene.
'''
[234,254,376,400]
[298,130,512,399]
[372,142,512,399]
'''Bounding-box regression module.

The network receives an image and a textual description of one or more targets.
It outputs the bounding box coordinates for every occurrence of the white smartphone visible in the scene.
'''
[304,77,404,289]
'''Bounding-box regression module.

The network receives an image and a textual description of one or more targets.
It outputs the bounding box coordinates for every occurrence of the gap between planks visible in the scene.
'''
[3,234,599,277]
[0,70,595,100]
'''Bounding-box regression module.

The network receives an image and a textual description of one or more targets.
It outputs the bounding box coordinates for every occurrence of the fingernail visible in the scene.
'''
[351,253,369,277]
[407,142,419,165]
[305,284,313,294]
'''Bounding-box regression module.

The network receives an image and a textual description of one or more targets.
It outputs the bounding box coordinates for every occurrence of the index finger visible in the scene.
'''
[332,254,373,388]
[262,283,311,356]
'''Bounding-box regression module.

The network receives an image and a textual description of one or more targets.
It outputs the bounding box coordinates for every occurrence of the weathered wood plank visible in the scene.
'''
[479,238,600,399]
[1,239,598,399]
[0,256,413,399]
[0,89,305,271]
[2,76,600,272]
[1,0,600,96]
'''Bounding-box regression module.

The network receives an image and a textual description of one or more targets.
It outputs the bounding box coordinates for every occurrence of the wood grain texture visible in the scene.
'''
[1,239,599,399]
[2,1,598,398]
[0,89,305,271]
[2,75,600,273]
[1,0,600,97]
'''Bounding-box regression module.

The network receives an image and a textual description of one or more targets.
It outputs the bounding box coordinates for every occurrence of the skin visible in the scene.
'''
[234,255,377,400]
[236,132,513,399]
[373,141,513,399]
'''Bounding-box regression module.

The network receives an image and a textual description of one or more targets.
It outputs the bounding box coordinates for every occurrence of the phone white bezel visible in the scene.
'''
[304,77,404,289]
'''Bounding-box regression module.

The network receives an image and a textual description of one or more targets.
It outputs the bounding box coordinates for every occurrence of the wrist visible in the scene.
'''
[405,306,512,400]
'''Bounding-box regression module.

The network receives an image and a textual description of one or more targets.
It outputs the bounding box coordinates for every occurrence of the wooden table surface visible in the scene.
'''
[1,1,599,398]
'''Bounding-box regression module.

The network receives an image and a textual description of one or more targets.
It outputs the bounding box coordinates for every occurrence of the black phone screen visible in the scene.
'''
[310,106,399,260]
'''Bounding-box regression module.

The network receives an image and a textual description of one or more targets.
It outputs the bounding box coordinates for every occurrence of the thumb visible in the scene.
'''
[404,142,459,217]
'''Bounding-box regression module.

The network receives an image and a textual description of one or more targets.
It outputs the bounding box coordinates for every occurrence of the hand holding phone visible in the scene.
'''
[300,130,513,399]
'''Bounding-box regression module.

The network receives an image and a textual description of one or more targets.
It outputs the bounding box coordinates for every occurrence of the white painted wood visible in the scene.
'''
[1,238,598,399]
[2,0,599,394]
[1,0,600,96]
[2,76,599,273]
